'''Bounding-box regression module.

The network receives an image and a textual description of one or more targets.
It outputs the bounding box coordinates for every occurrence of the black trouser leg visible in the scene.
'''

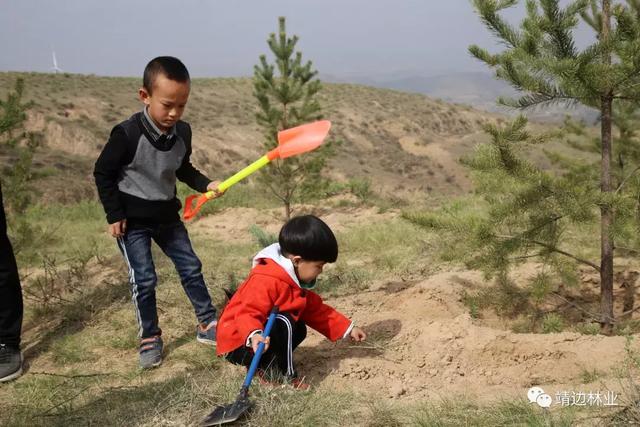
[226,313,307,378]
[0,183,23,350]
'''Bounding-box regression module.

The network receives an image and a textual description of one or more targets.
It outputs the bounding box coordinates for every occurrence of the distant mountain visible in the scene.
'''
[380,72,514,109]
[323,71,599,124]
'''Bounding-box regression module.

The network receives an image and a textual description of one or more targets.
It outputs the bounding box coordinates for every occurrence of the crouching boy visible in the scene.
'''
[216,215,366,388]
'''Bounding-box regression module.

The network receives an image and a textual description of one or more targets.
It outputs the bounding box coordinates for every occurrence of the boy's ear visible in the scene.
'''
[139,87,151,105]
[291,255,302,267]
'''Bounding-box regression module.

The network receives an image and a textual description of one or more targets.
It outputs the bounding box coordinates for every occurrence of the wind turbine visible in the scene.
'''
[51,50,63,74]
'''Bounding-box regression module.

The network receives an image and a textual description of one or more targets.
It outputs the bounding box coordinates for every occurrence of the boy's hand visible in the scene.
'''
[207,180,226,198]
[350,326,367,342]
[250,334,270,353]
[109,219,127,238]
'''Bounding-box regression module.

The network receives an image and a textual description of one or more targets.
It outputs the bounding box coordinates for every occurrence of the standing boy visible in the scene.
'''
[94,56,221,369]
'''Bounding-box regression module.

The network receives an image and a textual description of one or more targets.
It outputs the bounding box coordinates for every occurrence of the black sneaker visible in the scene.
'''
[0,344,23,382]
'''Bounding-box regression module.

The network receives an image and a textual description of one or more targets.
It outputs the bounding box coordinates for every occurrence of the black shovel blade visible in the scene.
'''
[201,396,254,426]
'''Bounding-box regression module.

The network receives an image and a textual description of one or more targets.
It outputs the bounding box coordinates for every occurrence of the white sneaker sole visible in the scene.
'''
[196,337,216,346]
[139,359,162,369]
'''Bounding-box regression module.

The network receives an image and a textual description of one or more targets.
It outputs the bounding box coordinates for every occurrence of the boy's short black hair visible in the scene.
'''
[279,215,338,263]
[143,56,190,94]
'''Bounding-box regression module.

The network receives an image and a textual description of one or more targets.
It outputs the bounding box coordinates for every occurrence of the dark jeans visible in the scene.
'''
[0,183,23,350]
[226,313,307,379]
[117,220,216,339]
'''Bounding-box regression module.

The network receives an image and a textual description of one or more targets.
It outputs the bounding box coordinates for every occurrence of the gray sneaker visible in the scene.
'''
[196,320,217,346]
[0,344,23,382]
[139,336,163,369]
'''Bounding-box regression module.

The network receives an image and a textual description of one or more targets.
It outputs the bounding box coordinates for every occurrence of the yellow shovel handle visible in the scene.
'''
[203,155,271,199]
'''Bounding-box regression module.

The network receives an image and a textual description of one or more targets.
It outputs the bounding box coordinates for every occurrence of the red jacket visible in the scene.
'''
[216,258,352,355]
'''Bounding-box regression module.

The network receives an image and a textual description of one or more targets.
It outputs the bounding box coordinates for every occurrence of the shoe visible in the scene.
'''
[289,376,311,391]
[139,336,163,369]
[255,369,280,387]
[254,369,311,391]
[196,320,217,346]
[0,344,23,382]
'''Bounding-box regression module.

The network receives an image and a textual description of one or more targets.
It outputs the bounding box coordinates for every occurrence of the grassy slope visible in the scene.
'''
[0,195,587,426]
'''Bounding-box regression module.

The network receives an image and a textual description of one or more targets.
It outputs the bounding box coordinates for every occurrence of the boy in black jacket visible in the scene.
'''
[94,56,222,369]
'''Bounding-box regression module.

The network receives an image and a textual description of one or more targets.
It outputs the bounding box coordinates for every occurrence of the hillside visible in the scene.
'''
[3,72,634,426]
[0,72,506,203]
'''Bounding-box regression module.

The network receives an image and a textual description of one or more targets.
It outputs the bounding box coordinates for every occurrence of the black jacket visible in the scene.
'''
[93,112,210,224]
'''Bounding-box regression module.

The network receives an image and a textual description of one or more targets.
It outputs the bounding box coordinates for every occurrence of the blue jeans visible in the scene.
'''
[117,221,216,338]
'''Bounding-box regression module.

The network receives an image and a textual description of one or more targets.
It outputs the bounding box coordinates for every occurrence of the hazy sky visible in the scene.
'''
[0,0,594,80]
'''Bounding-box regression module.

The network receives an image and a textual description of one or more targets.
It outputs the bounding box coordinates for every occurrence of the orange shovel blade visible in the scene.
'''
[183,194,210,221]
[276,120,331,159]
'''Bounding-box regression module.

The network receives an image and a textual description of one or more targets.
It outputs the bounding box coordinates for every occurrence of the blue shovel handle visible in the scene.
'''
[242,306,279,389]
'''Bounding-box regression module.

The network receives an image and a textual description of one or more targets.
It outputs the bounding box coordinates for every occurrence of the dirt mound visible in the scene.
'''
[297,271,636,403]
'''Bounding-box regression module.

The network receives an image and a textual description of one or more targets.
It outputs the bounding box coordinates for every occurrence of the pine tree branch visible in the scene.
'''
[528,239,600,271]
[612,68,640,94]
[510,252,544,260]
[620,304,640,318]
[493,233,599,272]
[616,245,640,254]
[550,292,602,321]
[540,0,579,58]
[265,181,286,204]
[501,93,580,109]
[288,174,302,197]
[615,164,640,193]
[520,214,565,237]
[289,163,305,176]
[473,0,522,48]
[580,0,601,32]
